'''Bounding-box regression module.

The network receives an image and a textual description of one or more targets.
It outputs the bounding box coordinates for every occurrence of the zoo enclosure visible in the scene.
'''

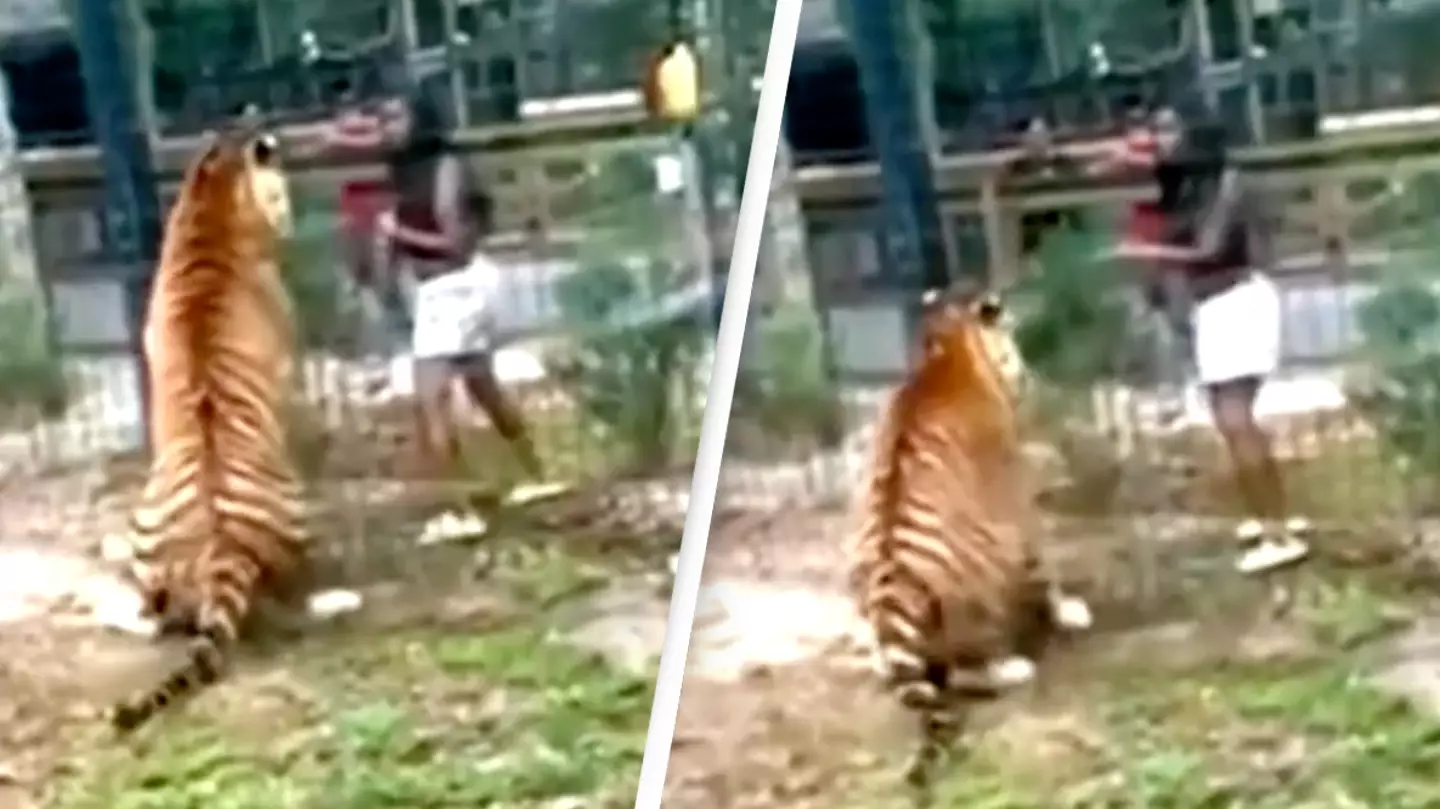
[720,1,1440,610]
[0,0,774,584]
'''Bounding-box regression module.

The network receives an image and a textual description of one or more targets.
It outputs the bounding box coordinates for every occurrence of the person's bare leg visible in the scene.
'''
[457,353,543,478]
[412,359,488,540]
[411,359,459,476]
[1208,377,1309,574]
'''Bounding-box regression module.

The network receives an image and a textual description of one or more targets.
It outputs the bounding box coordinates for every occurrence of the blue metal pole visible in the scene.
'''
[72,0,162,440]
[841,0,952,291]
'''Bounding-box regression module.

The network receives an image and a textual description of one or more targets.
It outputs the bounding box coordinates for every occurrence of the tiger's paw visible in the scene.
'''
[91,588,161,639]
[305,588,365,622]
[1050,594,1094,631]
[985,655,1038,687]
[97,532,134,564]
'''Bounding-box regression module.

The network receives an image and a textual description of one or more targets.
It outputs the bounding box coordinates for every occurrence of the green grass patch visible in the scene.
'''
[53,627,651,809]
[50,541,657,809]
[837,574,1440,809]
[899,659,1440,809]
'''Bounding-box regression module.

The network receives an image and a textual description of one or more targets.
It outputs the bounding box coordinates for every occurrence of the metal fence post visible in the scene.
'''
[840,0,952,294]
[73,0,163,443]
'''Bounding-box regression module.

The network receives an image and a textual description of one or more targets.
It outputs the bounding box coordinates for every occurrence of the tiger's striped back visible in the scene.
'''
[848,284,1090,793]
[110,122,309,734]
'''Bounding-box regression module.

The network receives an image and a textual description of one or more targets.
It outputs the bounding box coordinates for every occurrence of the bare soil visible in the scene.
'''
[0,467,678,809]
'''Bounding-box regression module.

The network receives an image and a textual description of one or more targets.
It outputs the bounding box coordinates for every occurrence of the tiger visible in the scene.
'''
[108,119,310,733]
[846,282,1093,796]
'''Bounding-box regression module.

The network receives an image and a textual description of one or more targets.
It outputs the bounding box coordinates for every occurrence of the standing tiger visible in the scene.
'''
[108,120,309,733]
[847,284,1093,795]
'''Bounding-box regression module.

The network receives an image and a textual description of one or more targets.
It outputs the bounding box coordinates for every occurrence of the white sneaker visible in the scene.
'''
[1236,537,1310,575]
[1234,518,1266,543]
[1284,516,1313,536]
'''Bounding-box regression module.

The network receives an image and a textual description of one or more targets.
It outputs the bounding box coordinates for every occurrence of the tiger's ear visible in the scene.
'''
[190,129,226,175]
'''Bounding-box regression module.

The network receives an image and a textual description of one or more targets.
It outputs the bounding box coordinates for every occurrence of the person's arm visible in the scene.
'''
[376,158,471,259]
[1087,142,1156,175]
[432,154,470,256]
[287,112,389,160]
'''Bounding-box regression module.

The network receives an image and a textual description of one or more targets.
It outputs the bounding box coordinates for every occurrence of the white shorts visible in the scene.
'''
[410,254,501,360]
[1191,272,1281,385]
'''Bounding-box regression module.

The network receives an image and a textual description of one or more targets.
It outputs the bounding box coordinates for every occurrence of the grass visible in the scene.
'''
[924,661,1440,809]
[46,541,659,809]
[848,575,1440,809]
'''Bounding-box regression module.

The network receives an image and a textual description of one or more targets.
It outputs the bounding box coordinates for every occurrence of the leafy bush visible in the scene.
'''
[553,256,708,474]
[281,205,368,354]
[1007,227,1145,508]
[1011,226,1144,390]
[730,301,845,452]
[1354,255,1440,478]
[0,291,67,425]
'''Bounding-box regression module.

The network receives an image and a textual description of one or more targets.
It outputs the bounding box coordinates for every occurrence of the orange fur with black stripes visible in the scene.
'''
[846,284,1091,794]
[109,123,309,733]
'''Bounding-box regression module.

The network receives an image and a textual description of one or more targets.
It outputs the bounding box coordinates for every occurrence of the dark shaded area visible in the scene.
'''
[0,28,91,147]
[785,36,873,167]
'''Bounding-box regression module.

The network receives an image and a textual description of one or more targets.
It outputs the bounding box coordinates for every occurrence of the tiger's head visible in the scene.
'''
[918,282,1028,403]
[172,116,294,244]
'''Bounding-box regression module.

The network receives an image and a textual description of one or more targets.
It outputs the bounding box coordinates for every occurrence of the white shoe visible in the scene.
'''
[1284,516,1313,536]
[1234,518,1266,543]
[1236,537,1310,575]
[504,480,571,506]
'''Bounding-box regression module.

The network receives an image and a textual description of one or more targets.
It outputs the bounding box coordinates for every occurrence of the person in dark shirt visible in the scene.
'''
[1117,114,1311,576]
[1092,106,1195,410]
[301,85,542,486]
[374,85,542,483]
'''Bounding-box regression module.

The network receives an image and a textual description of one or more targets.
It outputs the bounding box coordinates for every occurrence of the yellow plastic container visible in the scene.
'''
[646,41,700,124]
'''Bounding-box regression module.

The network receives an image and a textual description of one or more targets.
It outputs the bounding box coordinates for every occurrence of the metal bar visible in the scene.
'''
[73,0,163,441]
[794,124,1440,201]
[840,0,952,290]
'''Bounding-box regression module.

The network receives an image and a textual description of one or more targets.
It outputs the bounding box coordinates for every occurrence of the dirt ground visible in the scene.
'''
[0,467,678,809]
[665,507,1440,809]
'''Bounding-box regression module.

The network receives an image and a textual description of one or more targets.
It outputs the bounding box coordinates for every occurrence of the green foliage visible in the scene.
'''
[553,255,707,474]
[732,301,845,451]
[281,204,366,354]
[1011,226,1139,389]
[0,290,67,425]
[1354,255,1440,477]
